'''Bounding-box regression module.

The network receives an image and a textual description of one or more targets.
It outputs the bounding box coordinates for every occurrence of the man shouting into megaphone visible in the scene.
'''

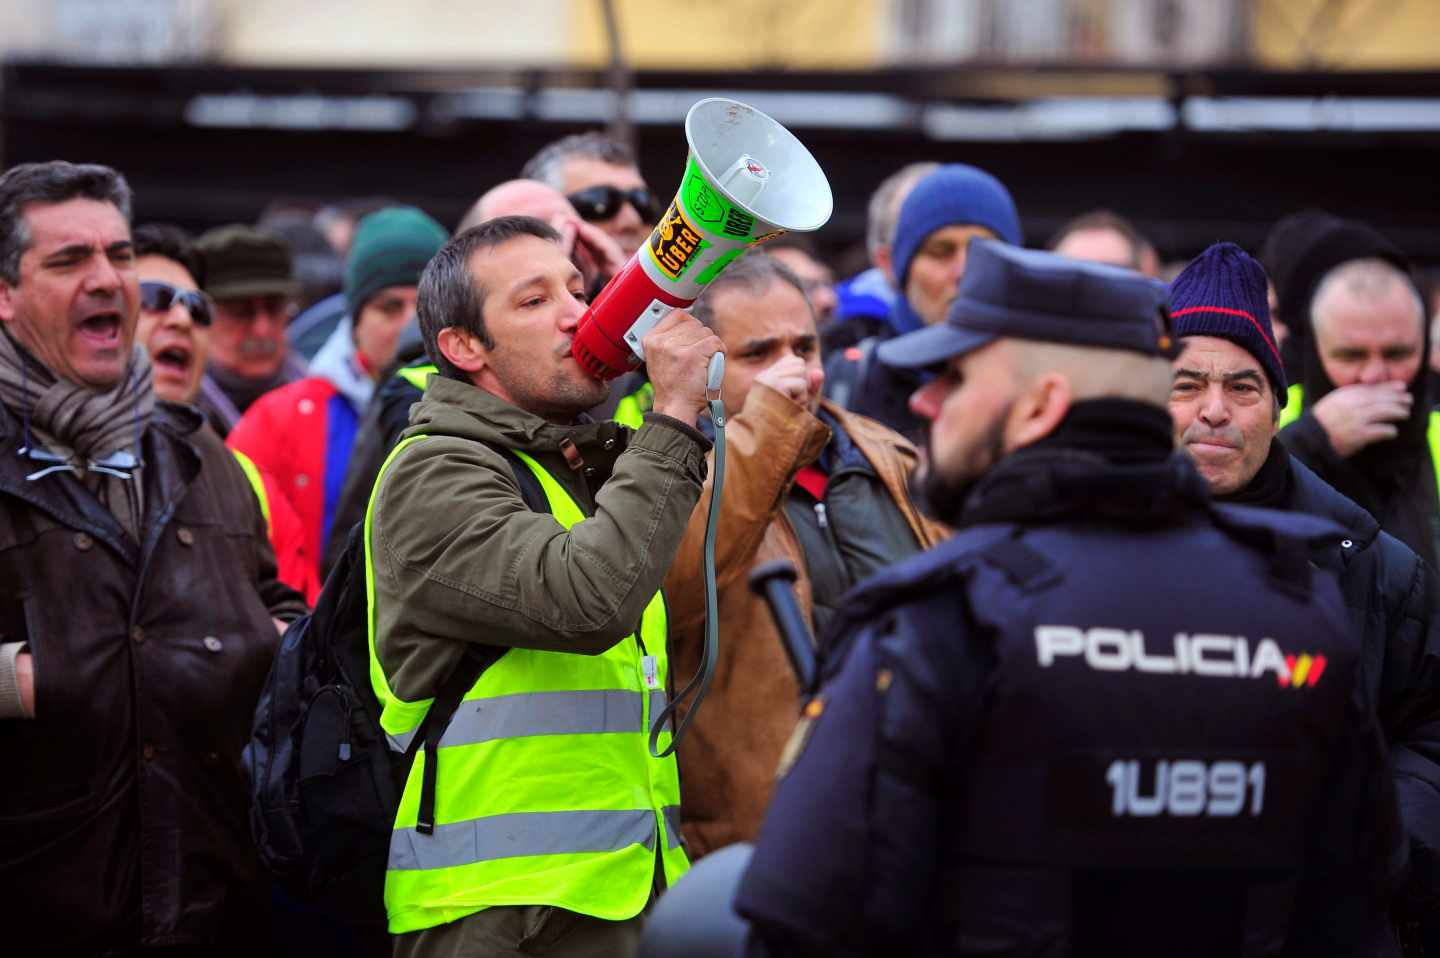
[365,215,722,956]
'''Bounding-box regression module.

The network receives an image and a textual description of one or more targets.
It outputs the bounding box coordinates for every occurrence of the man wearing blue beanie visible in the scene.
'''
[824,163,1022,438]
[1168,242,1440,924]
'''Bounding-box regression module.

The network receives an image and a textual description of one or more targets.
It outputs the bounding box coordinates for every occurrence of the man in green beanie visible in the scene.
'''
[227,206,448,586]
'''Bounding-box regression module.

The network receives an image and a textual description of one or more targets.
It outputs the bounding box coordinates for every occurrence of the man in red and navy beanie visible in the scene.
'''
[1170,241,1286,402]
[1168,241,1440,923]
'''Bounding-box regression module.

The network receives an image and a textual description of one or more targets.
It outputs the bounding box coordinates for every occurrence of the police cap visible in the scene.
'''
[877,238,1179,370]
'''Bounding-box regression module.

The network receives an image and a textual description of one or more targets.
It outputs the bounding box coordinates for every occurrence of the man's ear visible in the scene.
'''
[873,244,897,287]
[436,326,488,376]
[1008,372,1073,450]
[0,280,17,324]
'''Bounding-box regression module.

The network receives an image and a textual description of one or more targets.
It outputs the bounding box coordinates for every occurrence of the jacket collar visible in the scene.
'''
[406,375,625,453]
[1284,454,1380,550]
[0,400,202,564]
[959,446,1213,529]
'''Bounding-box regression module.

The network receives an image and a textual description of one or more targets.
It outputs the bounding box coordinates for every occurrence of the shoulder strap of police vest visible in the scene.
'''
[977,532,1059,592]
[393,438,552,835]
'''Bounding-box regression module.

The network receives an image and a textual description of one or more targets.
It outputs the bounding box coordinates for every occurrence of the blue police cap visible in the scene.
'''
[876,239,1179,370]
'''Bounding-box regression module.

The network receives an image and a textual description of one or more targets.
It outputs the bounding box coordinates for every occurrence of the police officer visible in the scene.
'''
[721,241,1404,957]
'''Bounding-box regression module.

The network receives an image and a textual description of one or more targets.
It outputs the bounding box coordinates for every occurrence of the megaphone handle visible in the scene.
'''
[706,351,725,406]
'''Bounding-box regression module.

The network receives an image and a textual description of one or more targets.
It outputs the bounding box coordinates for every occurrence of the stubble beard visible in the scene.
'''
[915,408,1010,527]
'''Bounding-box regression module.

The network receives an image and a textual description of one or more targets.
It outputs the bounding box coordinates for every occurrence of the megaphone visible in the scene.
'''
[572,97,834,379]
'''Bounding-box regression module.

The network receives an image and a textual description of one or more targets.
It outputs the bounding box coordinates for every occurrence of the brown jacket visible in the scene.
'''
[664,385,946,856]
[0,400,306,953]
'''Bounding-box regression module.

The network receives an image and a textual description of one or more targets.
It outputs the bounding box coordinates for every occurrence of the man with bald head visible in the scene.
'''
[1048,209,1160,276]
[458,179,625,298]
[1281,248,1437,570]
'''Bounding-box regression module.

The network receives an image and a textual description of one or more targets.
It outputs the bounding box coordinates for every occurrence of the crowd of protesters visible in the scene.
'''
[2,128,1439,958]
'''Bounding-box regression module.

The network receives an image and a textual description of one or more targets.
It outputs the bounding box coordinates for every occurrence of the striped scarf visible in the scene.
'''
[0,326,154,463]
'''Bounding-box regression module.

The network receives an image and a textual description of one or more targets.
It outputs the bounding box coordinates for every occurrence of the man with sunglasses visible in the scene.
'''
[0,161,306,955]
[195,223,307,436]
[133,222,319,605]
[522,131,659,255]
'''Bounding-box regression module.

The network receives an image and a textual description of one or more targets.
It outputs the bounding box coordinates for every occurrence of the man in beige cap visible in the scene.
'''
[196,224,307,435]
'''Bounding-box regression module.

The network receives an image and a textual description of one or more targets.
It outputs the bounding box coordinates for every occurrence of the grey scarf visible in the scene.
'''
[0,327,155,539]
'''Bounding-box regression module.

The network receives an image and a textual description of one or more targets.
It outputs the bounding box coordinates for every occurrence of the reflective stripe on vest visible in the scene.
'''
[1279,385,1440,497]
[231,448,271,537]
[396,363,437,392]
[612,381,654,430]
[364,435,688,934]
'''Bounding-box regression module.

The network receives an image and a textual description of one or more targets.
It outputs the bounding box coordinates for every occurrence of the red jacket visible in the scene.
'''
[228,377,361,590]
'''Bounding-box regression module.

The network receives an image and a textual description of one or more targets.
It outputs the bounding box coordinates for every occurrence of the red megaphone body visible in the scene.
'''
[572,257,694,381]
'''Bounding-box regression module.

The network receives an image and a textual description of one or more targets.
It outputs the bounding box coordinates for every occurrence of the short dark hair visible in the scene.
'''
[520,132,638,190]
[132,223,204,287]
[1047,209,1152,270]
[690,251,813,332]
[417,215,561,380]
[0,161,132,285]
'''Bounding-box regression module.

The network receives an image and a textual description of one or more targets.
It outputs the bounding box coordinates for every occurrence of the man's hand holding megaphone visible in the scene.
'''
[636,310,726,424]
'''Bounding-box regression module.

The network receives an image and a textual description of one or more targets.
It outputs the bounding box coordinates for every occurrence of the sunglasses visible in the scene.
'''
[139,281,212,327]
[567,185,661,223]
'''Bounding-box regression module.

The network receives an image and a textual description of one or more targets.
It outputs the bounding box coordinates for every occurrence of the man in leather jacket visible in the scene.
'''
[0,162,306,954]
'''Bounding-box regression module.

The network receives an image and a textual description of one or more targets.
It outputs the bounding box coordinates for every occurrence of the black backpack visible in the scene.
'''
[242,442,550,928]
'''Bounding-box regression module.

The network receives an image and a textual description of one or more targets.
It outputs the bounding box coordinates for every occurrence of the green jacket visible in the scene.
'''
[370,374,709,704]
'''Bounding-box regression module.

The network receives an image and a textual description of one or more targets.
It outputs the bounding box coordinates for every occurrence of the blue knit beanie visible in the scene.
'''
[345,207,448,316]
[1170,242,1286,395]
[891,164,1022,292]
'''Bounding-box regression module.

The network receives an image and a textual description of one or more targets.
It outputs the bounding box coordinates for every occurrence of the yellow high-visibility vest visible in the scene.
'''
[231,448,271,537]
[365,435,687,934]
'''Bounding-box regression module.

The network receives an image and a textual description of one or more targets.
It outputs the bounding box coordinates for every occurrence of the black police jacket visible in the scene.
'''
[736,438,1404,958]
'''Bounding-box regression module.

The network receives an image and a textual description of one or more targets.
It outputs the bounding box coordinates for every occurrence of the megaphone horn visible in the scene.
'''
[572,98,835,380]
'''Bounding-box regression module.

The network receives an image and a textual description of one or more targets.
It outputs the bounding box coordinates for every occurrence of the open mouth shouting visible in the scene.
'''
[76,309,124,349]
[148,332,199,401]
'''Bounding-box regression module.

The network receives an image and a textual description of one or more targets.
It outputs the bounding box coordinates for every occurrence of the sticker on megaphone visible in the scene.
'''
[571,98,834,380]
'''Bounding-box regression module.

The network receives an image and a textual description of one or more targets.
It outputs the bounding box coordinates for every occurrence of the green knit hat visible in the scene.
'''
[344,207,447,316]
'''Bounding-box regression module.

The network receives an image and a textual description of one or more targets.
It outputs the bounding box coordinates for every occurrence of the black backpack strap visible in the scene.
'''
[406,644,497,835]
[404,440,554,835]
[481,441,552,516]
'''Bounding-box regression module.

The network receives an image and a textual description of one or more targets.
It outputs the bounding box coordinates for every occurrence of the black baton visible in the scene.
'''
[748,559,817,696]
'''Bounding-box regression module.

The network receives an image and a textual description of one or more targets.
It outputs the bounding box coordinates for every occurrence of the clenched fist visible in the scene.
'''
[753,354,825,411]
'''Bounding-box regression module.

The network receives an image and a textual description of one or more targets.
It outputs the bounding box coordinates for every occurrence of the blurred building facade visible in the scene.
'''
[1,0,1437,69]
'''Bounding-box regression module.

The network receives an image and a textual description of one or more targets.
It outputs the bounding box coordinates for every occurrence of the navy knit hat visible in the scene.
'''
[344,207,447,316]
[891,164,1022,290]
[1170,242,1286,395]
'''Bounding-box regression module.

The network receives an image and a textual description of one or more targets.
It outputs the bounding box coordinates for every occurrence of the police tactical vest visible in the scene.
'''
[364,435,688,935]
[922,512,1375,955]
